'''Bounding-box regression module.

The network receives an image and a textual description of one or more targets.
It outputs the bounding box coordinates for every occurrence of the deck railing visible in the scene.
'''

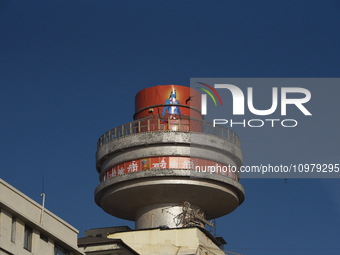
[97,116,241,149]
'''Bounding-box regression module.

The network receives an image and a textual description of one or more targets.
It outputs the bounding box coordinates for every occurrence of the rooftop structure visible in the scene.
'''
[80,225,227,255]
[94,85,245,230]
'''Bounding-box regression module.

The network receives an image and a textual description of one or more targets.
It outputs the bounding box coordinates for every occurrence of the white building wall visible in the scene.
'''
[0,178,83,255]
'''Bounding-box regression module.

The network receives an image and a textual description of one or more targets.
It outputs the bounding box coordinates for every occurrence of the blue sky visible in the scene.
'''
[1,1,340,254]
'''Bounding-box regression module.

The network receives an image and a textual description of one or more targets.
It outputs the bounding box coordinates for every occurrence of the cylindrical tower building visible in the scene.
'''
[94,85,245,229]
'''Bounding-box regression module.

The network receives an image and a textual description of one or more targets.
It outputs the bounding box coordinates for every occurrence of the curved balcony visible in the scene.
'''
[97,115,241,149]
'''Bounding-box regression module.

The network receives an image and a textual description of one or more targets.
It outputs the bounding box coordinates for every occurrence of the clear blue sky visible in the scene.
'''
[1,1,340,254]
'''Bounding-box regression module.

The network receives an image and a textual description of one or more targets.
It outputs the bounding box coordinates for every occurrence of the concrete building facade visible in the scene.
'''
[78,226,139,255]
[108,227,226,255]
[0,178,83,255]
[79,226,227,255]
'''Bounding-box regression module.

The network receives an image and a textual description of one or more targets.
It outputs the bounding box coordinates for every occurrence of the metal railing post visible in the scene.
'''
[97,118,241,149]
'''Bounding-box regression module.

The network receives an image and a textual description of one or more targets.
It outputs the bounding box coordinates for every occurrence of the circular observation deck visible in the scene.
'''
[94,115,245,229]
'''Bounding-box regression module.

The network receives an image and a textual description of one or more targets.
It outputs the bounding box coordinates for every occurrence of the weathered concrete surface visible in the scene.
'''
[95,169,245,222]
[135,203,185,229]
[96,132,243,177]
[95,131,245,229]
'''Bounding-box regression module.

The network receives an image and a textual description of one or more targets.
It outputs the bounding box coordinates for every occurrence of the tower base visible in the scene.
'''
[135,202,207,229]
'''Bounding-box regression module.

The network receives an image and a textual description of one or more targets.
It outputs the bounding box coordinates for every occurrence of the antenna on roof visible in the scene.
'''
[40,175,46,225]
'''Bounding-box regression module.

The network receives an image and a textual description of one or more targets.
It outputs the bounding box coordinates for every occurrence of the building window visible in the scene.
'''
[24,225,32,251]
[40,233,48,242]
[11,217,16,242]
[54,244,69,255]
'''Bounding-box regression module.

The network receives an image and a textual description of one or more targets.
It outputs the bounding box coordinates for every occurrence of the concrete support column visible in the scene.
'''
[135,203,184,229]
[135,203,207,229]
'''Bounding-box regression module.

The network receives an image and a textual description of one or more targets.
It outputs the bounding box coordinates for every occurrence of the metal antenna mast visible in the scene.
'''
[40,175,46,224]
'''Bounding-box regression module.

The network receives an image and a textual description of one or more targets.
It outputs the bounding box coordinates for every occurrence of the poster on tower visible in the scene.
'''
[134,84,202,120]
